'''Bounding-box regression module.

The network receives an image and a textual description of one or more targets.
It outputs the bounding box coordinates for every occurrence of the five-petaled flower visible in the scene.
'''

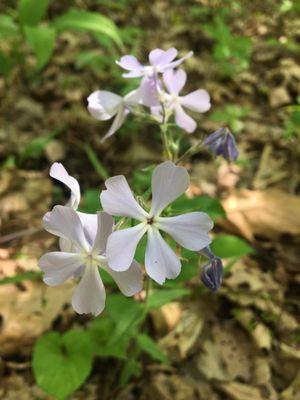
[116,48,193,106]
[162,69,211,133]
[100,161,213,284]
[39,206,143,316]
[87,89,141,142]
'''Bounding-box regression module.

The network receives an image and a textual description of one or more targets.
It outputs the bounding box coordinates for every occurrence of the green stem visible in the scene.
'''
[84,143,109,180]
[176,139,204,165]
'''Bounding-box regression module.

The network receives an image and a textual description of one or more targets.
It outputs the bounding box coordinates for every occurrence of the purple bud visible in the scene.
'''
[204,127,238,161]
[201,256,223,292]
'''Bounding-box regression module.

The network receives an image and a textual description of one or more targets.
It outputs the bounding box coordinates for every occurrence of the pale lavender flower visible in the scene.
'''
[87,89,141,142]
[100,161,213,285]
[116,48,193,107]
[162,69,211,133]
[116,48,193,79]
[39,206,143,316]
[204,128,239,161]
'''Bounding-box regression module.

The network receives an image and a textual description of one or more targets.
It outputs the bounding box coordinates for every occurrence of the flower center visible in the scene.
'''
[147,217,155,225]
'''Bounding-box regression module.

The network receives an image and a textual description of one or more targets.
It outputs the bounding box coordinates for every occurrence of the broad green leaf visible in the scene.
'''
[147,288,190,309]
[33,330,93,400]
[24,25,55,70]
[18,0,50,26]
[106,294,145,345]
[53,9,123,48]
[137,334,169,364]
[211,234,254,258]
[0,14,18,39]
[88,316,129,359]
[119,358,141,387]
[171,195,226,221]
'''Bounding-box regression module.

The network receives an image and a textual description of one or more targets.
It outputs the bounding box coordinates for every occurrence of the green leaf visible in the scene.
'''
[147,288,190,309]
[119,358,141,387]
[211,234,254,258]
[88,316,129,359]
[171,195,226,221]
[18,0,50,26]
[106,294,145,345]
[33,330,93,400]
[24,25,55,70]
[20,133,54,162]
[137,334,169,364]
[53,9,123,49]
[0,271,42,286]
[0,14,18,39]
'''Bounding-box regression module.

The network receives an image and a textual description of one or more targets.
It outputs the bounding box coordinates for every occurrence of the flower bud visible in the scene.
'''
[204,127,238,161]
[201,256,223,292]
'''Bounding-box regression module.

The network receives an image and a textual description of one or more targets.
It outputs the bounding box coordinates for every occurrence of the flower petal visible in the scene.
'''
[102,260,143,296]
[100,175,148,220]
[161,51,193,71]
[38,252,83,286]
[106,223,147,271]
[139,76,160,107]
[163,69,186,95]
[149,48,178,66]
[43,205,89,251]
[116,55,143,71]
[175,104,197,133]
[145,227,181,284]
[92,212,114,254]
[150,161,189,216]
[100,106,128,143]
[180,89,211,113]
[72,264,106,316]
[87,90,123,121]
[50,163,81,209]
[77,212,98,247]
[157,212,213,251]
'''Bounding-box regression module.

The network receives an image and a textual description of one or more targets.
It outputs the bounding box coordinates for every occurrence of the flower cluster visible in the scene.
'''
[87,48,211,141]
[39,161,213,315]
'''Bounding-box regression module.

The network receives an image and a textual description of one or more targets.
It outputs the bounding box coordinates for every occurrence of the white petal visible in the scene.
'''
[149,48,178,66]
[43,206,89,251]
[116,55,143,71]
[175,104,197,133]
[92,212,114,254]
[102,259,143,296]
[100,175,148,220]
[163,69,186,95]
[106,223,147,271]
[50,163,81,209]
[124,88,142,105]
[150,161,189,216]
[100,106,128,143]
[145,227,181,284]
[156,212,213,251]
[38,252,83,286]
[77,212,98,247]
[180,89,211,113]
[87,90,123,120]
[72,264,106,316]
[161,51,193,71]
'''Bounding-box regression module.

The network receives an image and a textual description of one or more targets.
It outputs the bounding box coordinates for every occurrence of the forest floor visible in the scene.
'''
[0,1,299,399]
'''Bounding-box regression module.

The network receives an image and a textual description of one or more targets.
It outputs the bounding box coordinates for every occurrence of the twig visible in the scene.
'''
[0,226,43,244]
